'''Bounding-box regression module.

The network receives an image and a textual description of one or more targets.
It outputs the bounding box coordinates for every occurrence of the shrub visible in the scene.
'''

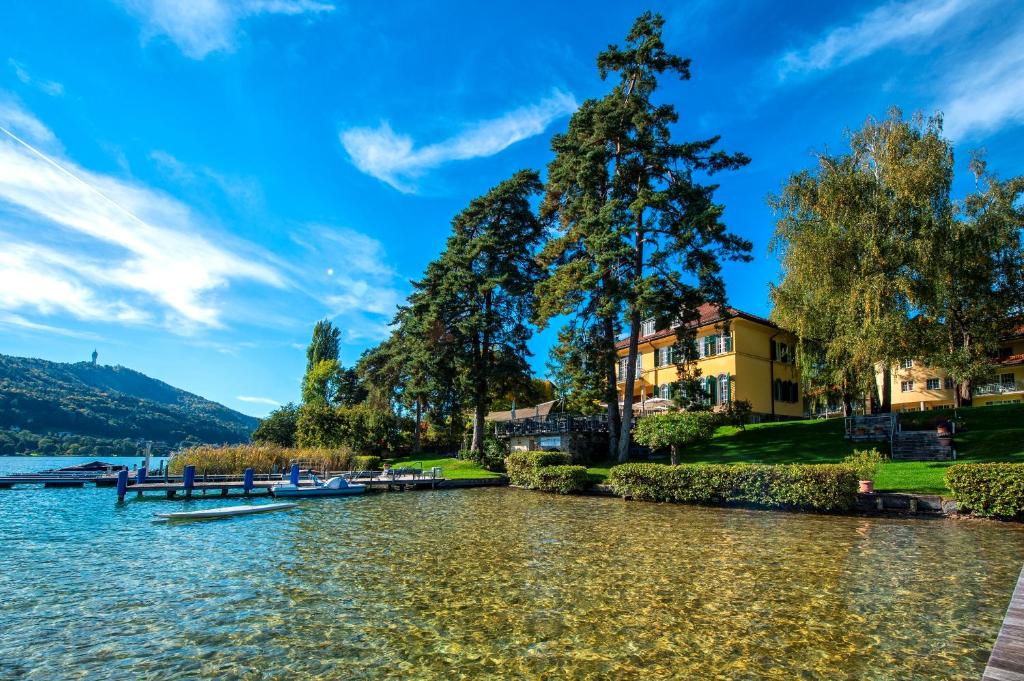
[505,451,570,487]
[842,448,885,481]
[608,462,859,512]
[168,444,354,475]
[535,465,591,494]
[633,411,717,465]
[946,464,1024,518]
[352,455,382,471]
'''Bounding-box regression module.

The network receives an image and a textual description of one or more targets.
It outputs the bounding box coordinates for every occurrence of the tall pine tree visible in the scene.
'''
[537,12,751,461]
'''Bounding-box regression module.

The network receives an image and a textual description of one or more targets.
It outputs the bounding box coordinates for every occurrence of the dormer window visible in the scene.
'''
[640,319,656,337]
[900,359,913,369]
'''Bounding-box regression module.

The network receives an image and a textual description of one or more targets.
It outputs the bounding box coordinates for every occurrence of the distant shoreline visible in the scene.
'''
[0,453,161,458]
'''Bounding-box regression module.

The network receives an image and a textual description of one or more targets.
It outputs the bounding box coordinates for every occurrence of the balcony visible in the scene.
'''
[974,381,1024,396]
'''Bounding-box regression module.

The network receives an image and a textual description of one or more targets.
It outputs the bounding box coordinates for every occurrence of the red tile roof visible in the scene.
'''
[614,303,778,349]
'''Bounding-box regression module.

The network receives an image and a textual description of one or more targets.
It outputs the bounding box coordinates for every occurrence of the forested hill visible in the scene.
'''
[0,354,258,455]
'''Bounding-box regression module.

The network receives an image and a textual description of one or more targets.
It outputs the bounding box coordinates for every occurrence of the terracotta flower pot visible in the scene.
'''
[859,480,874,494]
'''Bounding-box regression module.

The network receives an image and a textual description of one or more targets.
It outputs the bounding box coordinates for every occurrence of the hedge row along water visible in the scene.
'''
[505,452,591,494]
[608,462,859,512]
[946,463,1024,519]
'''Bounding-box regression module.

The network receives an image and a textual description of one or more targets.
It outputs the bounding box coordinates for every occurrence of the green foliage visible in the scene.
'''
[535,465,592,494]
[462,435,508,472]
[633,411,717,464]
[251,403,299,447]
[608,462,859,512]
[505,451,571,487]
[770,109,1024,411]
[946,464,1024,518]
[169,444,354,475]
[842,448,885,481]
[0,354,256,452]
[295,402,412,454]
[306,319,340,373]
[723,400,753,430]
[352,455,382,471]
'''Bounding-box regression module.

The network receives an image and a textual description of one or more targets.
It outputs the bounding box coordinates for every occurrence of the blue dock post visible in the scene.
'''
[116,469,128,502]
[289,463,300,486]
[243,467,254,495]
[183,465,196,498]
[137,466,147,485]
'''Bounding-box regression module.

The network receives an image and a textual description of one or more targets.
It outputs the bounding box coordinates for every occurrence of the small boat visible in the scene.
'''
[155,502,297,520]
[271,475,365,498]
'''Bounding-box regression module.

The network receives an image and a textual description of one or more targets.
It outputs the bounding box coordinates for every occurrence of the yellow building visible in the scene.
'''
[615,304,804,420]
[879,327,1024,411]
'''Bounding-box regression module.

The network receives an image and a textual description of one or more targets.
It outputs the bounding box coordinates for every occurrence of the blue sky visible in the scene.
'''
[1,0,1022,417]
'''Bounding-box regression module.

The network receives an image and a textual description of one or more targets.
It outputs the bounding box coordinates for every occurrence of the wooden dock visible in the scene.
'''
[121,474,445,498]
[984,563,1024,681]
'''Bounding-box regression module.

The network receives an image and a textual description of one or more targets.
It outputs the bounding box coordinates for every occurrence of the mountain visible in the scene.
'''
[0,354,258,455]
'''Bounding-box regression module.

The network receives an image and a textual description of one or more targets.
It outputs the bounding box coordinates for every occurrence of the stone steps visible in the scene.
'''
[891,430,954,461]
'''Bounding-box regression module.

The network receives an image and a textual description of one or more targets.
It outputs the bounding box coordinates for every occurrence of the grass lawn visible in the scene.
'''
[586,404,1024,495]
[387,455,504,480]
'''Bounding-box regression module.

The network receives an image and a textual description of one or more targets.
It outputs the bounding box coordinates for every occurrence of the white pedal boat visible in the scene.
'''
[155,502,297,520]
[271,475,365,498]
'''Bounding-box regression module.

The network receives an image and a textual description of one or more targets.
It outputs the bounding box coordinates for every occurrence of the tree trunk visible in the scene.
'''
[412,398,422,453]
[602,311,621,461]
[880,365,892,413]
[617,214,645,463]
[842,393,854,417]
[670,444,678,466]
[470,291,493,454]
[617,308,641,463]
[957,380,973,407]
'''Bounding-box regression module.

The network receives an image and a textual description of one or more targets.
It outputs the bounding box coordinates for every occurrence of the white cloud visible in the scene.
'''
[0,100,286,332]
[118,0,334,59]
[776,0,974,79]
[0,312,103,340]
[237,395,280,406]
[340,89,578,192]
[150,149,263,208]
[289,225,404,342]
[0,95,57,146]
[941,24,1024,140]
[6,59,64,96]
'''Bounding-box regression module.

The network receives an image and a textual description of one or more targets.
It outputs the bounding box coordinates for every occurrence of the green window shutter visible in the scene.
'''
[724,334,733,352]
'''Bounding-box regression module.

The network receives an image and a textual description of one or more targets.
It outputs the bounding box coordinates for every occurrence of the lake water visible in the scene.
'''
[1,456,1022,679]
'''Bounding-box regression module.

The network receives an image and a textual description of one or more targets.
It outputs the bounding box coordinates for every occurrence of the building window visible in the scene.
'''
[944,377,954,389]
[659,383,671,399]
[901,380,914,392]
[926,378,940,390]
[773,378,782,401]
[641,319,655,337]
[1001,373,1016,387]
[655,346,676,367]
[718,374,730,405]
[900,359,913,369]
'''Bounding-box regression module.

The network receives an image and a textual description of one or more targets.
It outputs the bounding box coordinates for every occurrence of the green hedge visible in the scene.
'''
[535,465,591,494]
[608,462,859,512]
[352,455,382,471]
[505,451,570,487]
[946,464,1024,518]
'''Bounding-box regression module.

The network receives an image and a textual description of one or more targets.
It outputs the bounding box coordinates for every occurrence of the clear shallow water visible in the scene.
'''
[0,467,1022,680]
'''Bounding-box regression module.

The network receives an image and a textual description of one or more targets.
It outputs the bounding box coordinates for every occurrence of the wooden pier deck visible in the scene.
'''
[984,563,1024,681]
[119,473,446,499]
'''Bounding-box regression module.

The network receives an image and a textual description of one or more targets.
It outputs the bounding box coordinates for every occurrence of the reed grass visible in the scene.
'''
[168,444,355,475]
